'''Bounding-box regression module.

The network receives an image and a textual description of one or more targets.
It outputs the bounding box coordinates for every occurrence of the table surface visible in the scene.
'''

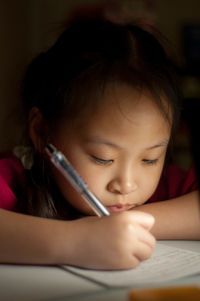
[0,240,200,301]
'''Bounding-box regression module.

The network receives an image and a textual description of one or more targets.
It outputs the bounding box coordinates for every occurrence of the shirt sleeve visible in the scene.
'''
[0,152,25,210]
[148,164,199,203]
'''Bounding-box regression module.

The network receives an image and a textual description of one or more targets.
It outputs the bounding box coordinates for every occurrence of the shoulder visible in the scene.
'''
[0,151,25,210]
[148,164,199,203]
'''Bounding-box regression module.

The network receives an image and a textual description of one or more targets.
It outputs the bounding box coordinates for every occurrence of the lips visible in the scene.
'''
[106,204,133,213]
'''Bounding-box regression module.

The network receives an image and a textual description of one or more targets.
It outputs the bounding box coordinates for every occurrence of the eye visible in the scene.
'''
[92,156,113,165]
[142,159,158,165]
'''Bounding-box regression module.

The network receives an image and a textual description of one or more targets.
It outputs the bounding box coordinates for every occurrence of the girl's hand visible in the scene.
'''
[62,211,155,270]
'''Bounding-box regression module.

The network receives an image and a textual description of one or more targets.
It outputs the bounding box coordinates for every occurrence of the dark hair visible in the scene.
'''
[17,17,181,218]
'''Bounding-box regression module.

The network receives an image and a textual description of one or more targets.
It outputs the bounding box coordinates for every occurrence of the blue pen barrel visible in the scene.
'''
[54,152,87,193]
[82,188,110,216]
[47,147,110,217]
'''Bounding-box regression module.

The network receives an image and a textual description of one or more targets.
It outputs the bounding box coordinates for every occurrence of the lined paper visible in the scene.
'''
[62,243,200,287]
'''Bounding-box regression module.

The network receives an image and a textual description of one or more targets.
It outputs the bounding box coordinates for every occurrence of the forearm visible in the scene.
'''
[0,209,75,264]
[133,191,200,240]
[0,209,156,270]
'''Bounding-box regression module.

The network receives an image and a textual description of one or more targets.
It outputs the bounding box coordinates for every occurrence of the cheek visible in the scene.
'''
[66,151,108,195]
[51,161,107,215]
[76,165,108,198]
[143,174,160,197]
[53,170,94,214]
[139,162,165,202]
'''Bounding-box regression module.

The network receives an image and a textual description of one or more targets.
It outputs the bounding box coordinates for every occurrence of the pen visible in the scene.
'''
[45,144,110,217]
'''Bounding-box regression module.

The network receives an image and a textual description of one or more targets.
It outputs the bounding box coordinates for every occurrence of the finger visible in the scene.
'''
[128,222,156,251]
[129,231,155,262]
[135,223,156,249]
[133,239,155,262]
[130,211,155,230]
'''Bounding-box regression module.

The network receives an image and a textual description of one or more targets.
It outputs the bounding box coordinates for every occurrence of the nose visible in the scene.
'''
[107,174,137,195]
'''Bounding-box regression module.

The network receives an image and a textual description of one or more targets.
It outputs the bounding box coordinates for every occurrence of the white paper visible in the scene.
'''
[62,243,200,287]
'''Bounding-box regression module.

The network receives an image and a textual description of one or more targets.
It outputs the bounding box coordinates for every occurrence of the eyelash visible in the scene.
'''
[92,156,158,166]
[142,159,158,165]
[92,156,113,165]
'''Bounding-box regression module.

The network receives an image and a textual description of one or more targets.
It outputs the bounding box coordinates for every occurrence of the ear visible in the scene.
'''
[28,107,48,152]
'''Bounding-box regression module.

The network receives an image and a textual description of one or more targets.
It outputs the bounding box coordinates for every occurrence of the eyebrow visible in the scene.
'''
[146,140,169,150]
[85,137,169,150]
[85,137,122,149]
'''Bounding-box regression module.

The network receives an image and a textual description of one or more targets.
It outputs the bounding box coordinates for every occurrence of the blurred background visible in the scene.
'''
[0,0,200,173]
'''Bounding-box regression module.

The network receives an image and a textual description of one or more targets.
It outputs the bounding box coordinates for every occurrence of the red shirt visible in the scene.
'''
[0,152,25,210]
[0,152,199,211]
[148,164,198,203]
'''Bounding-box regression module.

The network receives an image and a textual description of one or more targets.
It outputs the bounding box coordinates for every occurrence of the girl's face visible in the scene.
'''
[51,84,171,215]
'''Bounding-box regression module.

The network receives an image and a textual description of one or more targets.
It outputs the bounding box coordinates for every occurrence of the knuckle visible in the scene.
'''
[152,236,156,248]
[143,248,153,260]
[113,213,133,232]
[149,235,156,249]
[130,256,141,269]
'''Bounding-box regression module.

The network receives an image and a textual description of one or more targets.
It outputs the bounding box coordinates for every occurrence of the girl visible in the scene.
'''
[0,17,199,270]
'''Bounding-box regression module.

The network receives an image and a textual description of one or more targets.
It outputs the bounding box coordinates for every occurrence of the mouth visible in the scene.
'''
[106,204,133,213]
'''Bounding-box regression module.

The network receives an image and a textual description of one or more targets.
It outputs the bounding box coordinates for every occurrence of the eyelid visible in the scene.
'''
[92,156,113,165]
[142,158,158,165]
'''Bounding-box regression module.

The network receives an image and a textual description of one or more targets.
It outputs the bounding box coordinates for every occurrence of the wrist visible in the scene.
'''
[47,218,82,265]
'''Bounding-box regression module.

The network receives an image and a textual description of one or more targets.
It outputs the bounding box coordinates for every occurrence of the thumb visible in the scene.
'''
[131,211,155,230]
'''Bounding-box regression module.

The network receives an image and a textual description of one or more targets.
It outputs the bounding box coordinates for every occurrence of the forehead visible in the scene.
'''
[58,84,172,148]
[77,83,172,129]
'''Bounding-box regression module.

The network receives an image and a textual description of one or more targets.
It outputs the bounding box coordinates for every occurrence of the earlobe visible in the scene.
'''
[28,107,47,152]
